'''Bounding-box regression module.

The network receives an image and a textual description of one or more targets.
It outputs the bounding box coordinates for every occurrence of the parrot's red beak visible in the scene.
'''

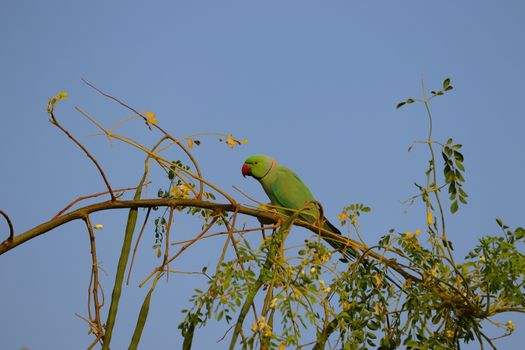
[242,163,251,178]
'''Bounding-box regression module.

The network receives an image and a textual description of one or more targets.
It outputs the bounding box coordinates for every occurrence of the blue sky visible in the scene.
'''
[1,1,524,349]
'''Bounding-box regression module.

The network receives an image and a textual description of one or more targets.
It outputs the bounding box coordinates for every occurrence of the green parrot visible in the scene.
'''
[242,154,355,261]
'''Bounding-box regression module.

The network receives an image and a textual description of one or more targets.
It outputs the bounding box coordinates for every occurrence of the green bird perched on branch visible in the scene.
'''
[241,154,355,261]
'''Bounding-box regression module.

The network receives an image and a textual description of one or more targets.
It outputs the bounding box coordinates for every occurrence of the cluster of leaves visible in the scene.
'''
[179,217,352,348]
[179,242,260,335]
[152,216,167,252]
[337,203,371,228]
[465,220,525,313]
[442,139,467,213]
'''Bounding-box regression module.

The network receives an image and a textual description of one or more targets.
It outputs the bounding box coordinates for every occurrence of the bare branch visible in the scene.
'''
[0,209,14,241]
[53,184,147,220]
[0,198,419,283]
[48,109,116,201]
[83,215,105,341]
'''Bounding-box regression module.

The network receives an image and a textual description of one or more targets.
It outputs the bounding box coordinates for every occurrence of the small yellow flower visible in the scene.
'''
[251,322,259,333]
[258,316,267,327]
[263,327,272,337]
[293,288,302,297]
[430,267,438,277]
[220,294,228,304]
[310,267,316,274]
[446,330,454,338]
[427,210,433,226]
[223,134,248,148]
[337,212,348,221]
[226,134,237,148]
[323,287,331,293]
[374,303,381,315]
[414,229,422,236]
[278,343,286,350]
[93,224,104,230]
[270,297,278,309]
[319,280,326,288]
[373,273,382,287]
[507,320,515,332]
[145,111,157,124]
[171,184,192,199]
[187,139,194,148]
[404,231,412,238]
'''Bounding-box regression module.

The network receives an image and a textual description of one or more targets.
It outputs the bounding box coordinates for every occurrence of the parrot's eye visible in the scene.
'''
[254,161,258,165]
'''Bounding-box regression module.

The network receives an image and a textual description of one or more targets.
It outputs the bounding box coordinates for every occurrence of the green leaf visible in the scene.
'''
[459,187,468,197]
[450,200,459,213]
[406,98,415,104]
[396,101,406,109]
[405,339,420,348]
[443,78,451,89]
[454,151,464,162]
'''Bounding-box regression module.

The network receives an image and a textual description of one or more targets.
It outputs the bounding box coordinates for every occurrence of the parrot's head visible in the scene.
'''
[242,154,275,179]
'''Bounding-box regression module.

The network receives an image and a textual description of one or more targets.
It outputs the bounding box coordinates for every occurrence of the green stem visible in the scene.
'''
[102,172,148,349]
[128,273,162,350]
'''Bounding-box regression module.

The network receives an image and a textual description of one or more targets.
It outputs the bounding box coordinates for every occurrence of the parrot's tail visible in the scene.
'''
[321,218,357,262]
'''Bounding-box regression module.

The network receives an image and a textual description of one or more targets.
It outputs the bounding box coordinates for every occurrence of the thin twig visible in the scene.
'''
[53,185,146,220]
[75,105,237,204]
[127,207,152,285]
[0,210,14,241]
[80,78,207,201]
[83,215,104,341]
[49,109,115,201]
[166,217,218,266]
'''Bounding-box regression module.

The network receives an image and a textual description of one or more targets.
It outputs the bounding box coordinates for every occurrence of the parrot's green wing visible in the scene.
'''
[267,165,356,261]
[270,165,317,215]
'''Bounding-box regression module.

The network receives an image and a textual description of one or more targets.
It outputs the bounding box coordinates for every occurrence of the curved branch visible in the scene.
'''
[0,209,14,241]
[49,109,115,201]
[0,199,419,283]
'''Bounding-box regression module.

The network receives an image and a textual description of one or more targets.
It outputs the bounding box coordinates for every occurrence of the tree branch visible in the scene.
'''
[0,209,14,241]
[0,198,420,284]
[48,109,116,201]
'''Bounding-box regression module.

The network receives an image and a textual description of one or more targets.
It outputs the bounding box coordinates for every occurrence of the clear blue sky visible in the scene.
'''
[1,1,524,349]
